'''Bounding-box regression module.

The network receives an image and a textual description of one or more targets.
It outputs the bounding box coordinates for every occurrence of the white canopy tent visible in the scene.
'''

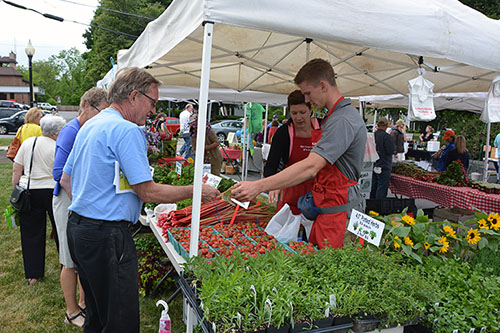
[114,0,500,266]
[111,1,500,330]
[355,92,488,113]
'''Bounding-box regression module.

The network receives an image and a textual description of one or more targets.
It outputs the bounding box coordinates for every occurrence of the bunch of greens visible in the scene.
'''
[437,160,468,186]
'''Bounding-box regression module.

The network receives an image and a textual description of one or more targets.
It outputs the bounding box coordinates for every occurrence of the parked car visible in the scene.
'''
[164,117,181,135]
[0,110,50,134]
[0,100,23,109]
[211,119,244,142]
[37,102,57,111]
[0,111,27,134]
[0,108,21,119]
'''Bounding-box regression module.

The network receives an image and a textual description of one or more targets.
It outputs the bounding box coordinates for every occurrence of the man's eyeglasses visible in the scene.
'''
[138,91,157,109]
[91,105,101,113]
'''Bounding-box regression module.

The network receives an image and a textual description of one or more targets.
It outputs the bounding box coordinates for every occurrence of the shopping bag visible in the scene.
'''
[262,143,271,160]
[6,131,22,161]
[265,204,302,243]
[3,205,18,228]
[300,215,314,239]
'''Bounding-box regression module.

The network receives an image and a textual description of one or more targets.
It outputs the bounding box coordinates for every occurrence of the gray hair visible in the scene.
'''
[79,87,108,115]
[40,115,66,137]
[107,67,160,104]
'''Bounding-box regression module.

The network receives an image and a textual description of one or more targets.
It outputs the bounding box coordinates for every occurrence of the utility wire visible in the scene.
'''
[2,0,138,40]
[55,0,154,20]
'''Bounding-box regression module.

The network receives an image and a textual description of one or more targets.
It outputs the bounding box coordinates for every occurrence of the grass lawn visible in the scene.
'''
[0,138,13,146]
[0,161,186,332]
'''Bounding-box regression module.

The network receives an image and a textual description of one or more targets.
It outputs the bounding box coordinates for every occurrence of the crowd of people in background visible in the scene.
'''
[371,118,470,199]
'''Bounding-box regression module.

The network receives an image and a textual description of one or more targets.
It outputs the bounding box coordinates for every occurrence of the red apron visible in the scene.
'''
[277,135,314,215]
[308,97,358,249]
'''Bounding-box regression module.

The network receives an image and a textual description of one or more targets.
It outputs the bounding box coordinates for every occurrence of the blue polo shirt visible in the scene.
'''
[63,108,152,223]
[53,118,81,196]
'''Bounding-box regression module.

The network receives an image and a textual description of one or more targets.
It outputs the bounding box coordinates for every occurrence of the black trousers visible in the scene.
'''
[67,212,139,333]
[19,188,59,279]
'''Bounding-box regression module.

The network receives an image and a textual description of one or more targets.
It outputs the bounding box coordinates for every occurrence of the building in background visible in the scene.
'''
[0,52,44,104]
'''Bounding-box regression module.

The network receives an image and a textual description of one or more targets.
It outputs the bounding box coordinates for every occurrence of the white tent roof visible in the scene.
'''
[117,0,500,97]
[355,92,488,112]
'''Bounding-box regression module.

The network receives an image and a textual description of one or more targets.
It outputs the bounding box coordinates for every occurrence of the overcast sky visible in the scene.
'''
[0,0,99,68]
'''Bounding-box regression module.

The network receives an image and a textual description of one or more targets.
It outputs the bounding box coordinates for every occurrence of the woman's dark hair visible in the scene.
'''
[286,90,311,126]
[271,120,279,127]
[287,90,311,110]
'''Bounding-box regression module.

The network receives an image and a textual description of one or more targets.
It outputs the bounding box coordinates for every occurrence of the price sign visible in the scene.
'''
[347,210,385,246]
[176,161,182,176]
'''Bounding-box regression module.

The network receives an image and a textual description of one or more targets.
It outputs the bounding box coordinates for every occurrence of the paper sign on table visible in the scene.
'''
[202,173,222,188]
[203,163,211,175]
[347,210,384,246]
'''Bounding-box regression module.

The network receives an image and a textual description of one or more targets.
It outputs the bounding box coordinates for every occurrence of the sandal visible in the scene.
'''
[64,311,85,328]
[78,304,86,316]
[27,278,39,285]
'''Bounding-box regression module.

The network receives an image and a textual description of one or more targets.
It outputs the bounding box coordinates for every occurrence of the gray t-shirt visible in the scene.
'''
[311,98,367,212]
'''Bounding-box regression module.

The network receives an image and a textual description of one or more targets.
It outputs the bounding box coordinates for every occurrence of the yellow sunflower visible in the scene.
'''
[478,219,489,230]
[369,211,379,216]
[187,157,195,164]
[487,213,500,231]
[393,236,401,249]
[424,242,430,250]
[437,236,447,244]
[443,225,456,238]
[401,215,415,226]
[403,236,414,247]
[466,228,481,245]
[439,242,449,253]
[391,220,396,226]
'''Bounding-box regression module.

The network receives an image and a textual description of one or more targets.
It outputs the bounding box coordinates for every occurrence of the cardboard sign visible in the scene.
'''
[227,132,238,144]
[347,210,385,246]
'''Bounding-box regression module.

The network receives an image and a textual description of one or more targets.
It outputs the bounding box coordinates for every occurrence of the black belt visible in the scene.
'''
[70,211,131,227]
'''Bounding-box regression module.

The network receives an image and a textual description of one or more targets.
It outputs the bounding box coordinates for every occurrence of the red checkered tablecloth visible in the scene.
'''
[220,148,242,160]
[389,174,500,213]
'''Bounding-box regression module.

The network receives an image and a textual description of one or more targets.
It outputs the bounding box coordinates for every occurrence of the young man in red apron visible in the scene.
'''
[233,59,367,248]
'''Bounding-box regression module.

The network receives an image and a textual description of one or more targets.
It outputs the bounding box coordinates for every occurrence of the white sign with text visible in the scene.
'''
[347,210,385,246]
[176,161,182,176]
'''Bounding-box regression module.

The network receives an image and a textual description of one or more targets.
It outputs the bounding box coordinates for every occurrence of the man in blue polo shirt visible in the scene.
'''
[61,67,219,332]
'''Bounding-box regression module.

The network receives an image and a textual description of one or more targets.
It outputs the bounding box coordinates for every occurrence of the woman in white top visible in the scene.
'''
[12,115,66,285]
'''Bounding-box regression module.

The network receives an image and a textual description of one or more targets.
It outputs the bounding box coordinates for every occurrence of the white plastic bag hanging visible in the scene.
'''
[408,69,436,121]
[480,75,500,123]
[364,132,379,163]
[265,204,301,243]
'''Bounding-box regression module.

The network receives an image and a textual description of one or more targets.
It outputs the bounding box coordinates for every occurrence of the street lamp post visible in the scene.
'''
[25,40,35,107]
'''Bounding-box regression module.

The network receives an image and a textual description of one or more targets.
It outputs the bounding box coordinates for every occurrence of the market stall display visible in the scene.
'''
[389,174,500,212]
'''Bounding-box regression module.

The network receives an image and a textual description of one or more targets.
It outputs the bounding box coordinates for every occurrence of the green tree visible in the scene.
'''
[18,48,86,105]
[82,0,172,90]
[460,0,500,19]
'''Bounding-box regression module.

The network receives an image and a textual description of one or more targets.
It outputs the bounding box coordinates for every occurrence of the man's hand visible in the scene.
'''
[268,189,281,204]
[201,184,220,202]
[232,181,262,202]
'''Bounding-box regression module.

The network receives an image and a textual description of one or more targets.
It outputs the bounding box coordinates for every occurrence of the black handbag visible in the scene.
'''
[10,137,38,212]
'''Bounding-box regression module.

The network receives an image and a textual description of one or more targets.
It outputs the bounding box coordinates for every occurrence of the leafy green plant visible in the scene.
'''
[185,245,435,331]
[134,236,172,296]
[419,257,500,332]
[368,209,500,263]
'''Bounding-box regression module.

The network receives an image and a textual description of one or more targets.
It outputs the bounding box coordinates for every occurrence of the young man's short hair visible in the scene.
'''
[294,58,336,87]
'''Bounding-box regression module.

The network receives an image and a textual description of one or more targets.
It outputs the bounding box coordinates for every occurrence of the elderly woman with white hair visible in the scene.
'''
[12,115,67,286]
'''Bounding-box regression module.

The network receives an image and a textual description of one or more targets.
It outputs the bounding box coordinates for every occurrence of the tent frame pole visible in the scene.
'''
[189,22,213,259]
[483,121,491,182]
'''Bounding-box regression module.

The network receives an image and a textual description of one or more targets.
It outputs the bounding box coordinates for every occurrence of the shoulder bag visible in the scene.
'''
[6,125,24,161]
[10,137,38,212]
